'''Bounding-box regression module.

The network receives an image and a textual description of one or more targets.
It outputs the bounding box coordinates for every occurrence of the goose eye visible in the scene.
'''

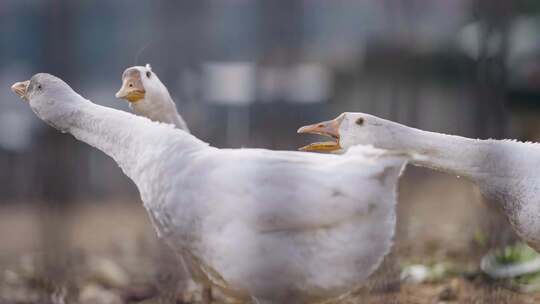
[356,117,364,126]
[37,84,42,90]
[146,71,151,78]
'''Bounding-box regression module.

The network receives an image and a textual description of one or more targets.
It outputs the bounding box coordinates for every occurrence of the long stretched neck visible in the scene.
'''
[169,101,190,132]
[150,94,190,131]
[132,95,190,132]
[67,101,203,181]
[376,121,489,178]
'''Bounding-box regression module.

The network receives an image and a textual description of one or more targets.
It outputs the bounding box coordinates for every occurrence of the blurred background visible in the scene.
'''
[3,0,540,303]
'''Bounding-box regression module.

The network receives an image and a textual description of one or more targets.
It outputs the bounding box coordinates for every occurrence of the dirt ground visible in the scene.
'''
[0,167,538,303]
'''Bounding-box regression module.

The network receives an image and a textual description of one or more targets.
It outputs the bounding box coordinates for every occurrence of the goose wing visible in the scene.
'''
[187,146,407,233]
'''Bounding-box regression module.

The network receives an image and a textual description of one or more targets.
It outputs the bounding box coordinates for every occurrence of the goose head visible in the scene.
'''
[116,64,149,102]
[11,73,84,131]
[116,64,184,123]
[116,64,173,108]
[298,112,391,152]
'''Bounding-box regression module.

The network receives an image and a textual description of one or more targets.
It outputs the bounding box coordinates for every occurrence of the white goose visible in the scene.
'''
[115,64,189,132]
[299,112,540,254]
[12,75,408,303]
[115,64,207,302]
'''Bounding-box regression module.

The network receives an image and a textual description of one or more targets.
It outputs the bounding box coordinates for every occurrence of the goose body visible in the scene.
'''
[300,112,540,252]
[12,74,408,303]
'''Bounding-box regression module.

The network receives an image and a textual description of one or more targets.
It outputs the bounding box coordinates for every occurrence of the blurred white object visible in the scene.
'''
[457,22,505,60]
[203,62,255,105]
[257,64,331,104]
[456,18,540,63]
[87,257,129,288]
[400,263,451,284]
[507,17,540,65]
[79,284,123,304]
[481,248,540,279]
[286,64,331,103]
[400,264,429,284]
[257,66,289,103]
[481,256,540,279]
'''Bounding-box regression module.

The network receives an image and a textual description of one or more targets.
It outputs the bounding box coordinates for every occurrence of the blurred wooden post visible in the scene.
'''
[472,0,517,249]
[473,0,512,139]
[37,0,81,291]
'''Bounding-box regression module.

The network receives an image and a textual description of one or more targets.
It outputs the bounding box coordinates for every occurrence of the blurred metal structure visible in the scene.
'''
[1,0,540,203]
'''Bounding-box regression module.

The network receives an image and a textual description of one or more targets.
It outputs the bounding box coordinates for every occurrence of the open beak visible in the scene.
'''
[115,77,145,102]
[297,117,342,152]
[11,80,30,101]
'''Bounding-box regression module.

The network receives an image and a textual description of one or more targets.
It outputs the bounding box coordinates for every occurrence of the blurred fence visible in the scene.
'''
[1,0,540,202]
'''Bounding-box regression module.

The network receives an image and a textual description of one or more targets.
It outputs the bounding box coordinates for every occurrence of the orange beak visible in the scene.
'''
[297,117,342,152]
[115,73,145,102]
